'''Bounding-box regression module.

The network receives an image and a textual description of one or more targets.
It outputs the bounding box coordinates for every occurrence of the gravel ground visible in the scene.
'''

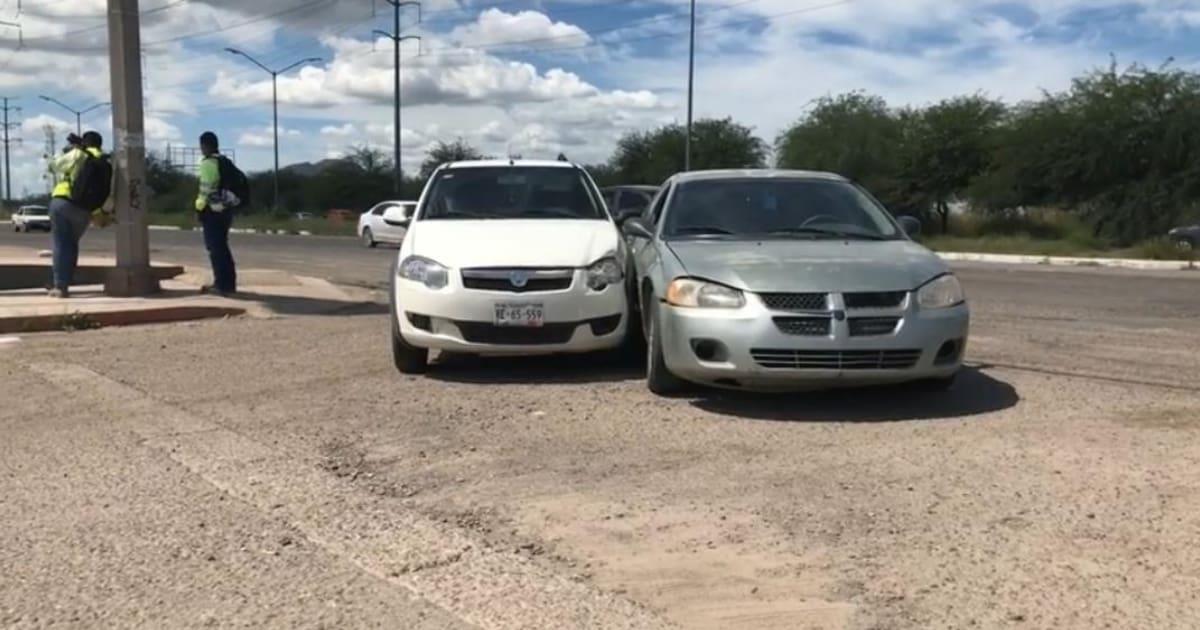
[3,260,1199,628]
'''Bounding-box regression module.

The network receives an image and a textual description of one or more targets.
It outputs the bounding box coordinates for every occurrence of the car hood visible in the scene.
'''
[666,239,949,292]
[408,219,619,268]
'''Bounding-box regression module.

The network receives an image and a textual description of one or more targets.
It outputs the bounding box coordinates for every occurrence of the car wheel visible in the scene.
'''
[363,227,377,248]
[1177,236,1196,252]
[13,223,20,232]
[392,320,429,374]
[645,302,687,396]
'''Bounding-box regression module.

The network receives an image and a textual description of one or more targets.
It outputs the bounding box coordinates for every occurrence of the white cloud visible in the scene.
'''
[449,8,591,50]
[320,123,357,137]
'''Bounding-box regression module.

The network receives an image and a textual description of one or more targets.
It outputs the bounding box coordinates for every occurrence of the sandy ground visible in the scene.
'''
[4,257,1200,629]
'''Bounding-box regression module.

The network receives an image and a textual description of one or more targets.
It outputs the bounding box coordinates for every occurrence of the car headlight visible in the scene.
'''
[586,257,623,290]
[917,274,965,309]
[666,278,746,309]
[398,256,449,290]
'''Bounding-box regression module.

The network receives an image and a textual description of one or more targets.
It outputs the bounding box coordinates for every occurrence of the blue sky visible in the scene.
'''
[3,0,1200,196]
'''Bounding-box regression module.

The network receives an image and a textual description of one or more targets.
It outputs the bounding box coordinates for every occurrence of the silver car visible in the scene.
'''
[622,170,969,394]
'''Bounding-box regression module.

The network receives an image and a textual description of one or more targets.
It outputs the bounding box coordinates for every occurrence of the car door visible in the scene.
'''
[625,184,672,305]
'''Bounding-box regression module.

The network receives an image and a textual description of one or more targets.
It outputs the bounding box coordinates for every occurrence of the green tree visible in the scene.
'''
[900,95,1006,233]
[420,139,485,178]
[611,117,768,185]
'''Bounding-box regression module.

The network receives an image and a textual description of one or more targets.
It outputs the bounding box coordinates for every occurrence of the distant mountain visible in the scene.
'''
[281,158,346,177]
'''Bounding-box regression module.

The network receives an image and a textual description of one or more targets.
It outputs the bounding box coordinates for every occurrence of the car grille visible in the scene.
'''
[462,276,573,293]
[456,322,578,345]
[773,317,832,336]
[461,269,573,293]
[759,293,829,311]
[848,317,901,337]
[844,291,907,309]
[750,349,923,370]
[454,315,620,345]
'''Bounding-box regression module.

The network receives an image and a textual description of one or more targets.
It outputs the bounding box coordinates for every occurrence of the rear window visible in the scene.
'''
[421,167,603,221]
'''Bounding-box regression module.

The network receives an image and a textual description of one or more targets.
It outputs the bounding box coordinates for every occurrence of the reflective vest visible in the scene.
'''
[51,146,102,199]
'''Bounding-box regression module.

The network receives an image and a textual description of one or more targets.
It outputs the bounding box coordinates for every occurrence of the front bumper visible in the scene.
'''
[658,296,969,391]
[393,269,628,356]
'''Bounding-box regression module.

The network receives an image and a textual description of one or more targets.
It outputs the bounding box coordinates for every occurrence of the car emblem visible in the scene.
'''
[509,271,530,288]
[833,310,846,321]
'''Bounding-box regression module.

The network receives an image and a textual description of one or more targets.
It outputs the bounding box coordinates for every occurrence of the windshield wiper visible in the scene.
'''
[671,226,735,237]
[767,227,887,241]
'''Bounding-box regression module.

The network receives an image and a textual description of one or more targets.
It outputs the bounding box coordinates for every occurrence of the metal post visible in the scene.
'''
[223,49,321,211]
[2,98,10,204]
[75,112,81,136]
[105,0,159,296]
[392,1,400,195]
[685,0,696,172]
[377,1,420,196]
[272,72,279,211]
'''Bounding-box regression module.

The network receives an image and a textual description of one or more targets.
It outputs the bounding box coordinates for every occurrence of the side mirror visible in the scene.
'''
[622,217,654,240]
[382,205,410,227]
[897,215,922,237]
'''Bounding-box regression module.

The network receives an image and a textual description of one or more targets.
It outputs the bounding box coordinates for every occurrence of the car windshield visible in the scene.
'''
[663,178,902,240]
[422,167,603,221]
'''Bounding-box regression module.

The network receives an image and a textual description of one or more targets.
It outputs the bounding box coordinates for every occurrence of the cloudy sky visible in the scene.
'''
[0,0,1198,196]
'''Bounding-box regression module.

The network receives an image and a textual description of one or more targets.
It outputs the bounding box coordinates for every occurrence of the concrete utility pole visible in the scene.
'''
[685,0,696,172]
[224,48,321,211]
[38,96,111,136]
[0,97,21,206]
[375,0,420,196]
[104,0,158,296]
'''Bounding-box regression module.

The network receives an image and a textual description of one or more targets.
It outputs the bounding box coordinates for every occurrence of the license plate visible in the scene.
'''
[494,303,544,327]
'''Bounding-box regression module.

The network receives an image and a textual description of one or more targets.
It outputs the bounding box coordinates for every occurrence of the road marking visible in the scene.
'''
[27,363,669,630]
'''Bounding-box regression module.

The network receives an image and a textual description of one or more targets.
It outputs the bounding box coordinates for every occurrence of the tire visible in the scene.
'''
[645,300,687,396]
[13,223,20,232]
[392,322,429,374]
[362,227,377,248]
[1177,236,1196,252]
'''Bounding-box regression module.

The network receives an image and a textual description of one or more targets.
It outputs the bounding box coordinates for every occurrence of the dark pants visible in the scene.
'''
[49,198,91,291]
[200,210,236,293]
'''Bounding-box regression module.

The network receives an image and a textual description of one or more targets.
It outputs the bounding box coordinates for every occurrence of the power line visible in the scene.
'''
[17,0,189,43]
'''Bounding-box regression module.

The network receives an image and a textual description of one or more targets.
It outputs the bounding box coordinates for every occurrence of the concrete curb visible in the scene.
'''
[0,305,245,334]
[938,251,1197,271]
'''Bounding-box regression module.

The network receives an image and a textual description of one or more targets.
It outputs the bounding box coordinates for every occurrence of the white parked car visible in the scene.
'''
[389,159,630,373]
[359,200,416,247]
[12,205,51,232]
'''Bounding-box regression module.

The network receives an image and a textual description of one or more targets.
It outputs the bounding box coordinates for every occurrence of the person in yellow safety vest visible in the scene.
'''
[46,131,107,298]
[194,131,237,295]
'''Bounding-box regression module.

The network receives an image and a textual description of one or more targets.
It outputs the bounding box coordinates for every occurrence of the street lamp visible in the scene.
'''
[685,0,696,172]
[375,0,422,196]
[224,48,321,210]
[38,96,111,136]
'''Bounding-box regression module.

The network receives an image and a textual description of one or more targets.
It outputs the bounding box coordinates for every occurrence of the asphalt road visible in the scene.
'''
[4,227,1200,629]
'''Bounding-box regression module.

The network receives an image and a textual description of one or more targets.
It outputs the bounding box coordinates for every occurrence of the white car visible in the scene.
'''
[389,159,630,373]
[359,200,416,247]
[12,205,51,232]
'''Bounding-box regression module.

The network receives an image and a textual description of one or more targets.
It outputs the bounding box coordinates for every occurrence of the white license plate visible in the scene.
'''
[494,303,544,327]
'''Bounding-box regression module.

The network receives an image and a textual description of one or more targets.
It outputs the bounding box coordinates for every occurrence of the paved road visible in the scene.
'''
[5,227,1200,629]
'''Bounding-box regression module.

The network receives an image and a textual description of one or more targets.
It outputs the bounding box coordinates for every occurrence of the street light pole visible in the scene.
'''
[685,0,696,172]
[376,0,421,196]
[224,49,321,211]
[38,96,111,136]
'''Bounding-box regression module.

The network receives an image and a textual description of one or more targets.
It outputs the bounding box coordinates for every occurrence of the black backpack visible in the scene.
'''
[70,151,113,211]
[216,155,250,209]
